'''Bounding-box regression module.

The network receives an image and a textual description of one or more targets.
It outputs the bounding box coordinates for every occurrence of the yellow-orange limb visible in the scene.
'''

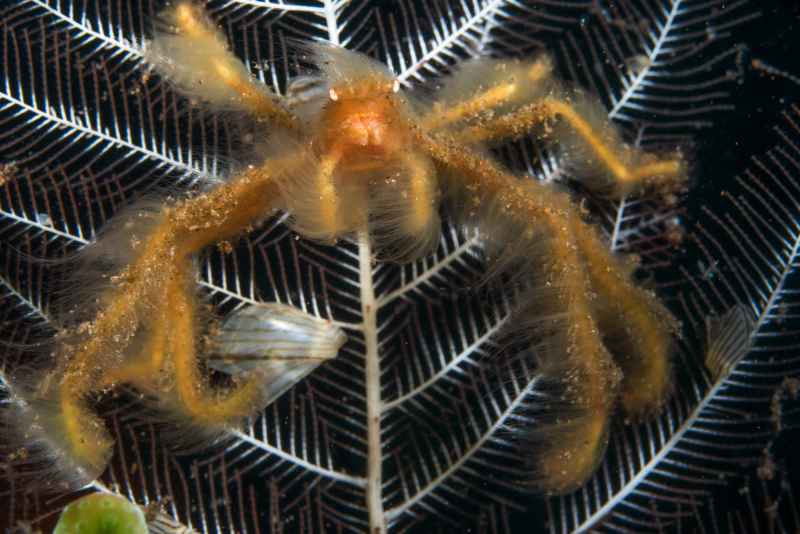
[99,307,169,390]
[402,152,437,234]
[424,127,676,419]
[533,232,621,494]
[58,225,177,469]
[171,2,298,130]
[171,155,297,254]
[422,58,553,130]
[75,158,288,388]
[315,148,344,239]
[541,97,680,188]
[57,155,296,467]
[573,220,677,417]
[426,128,676,419]
[59,392,114,476]
[456,97,684,194]
[423,84,517,130]
[418,132,621,492]
[168,262,266,425]
[214,62,298,130]
[538,98,684,192]
[454,102,549,144]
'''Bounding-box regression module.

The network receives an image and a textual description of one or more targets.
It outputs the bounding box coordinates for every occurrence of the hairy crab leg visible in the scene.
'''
[55,155,298,473]
[367,150,442,261]
[149,2,299,131]
[316,148,345,239]
[99,308,169,390]
[419,132,625,493]
[402,151,438,236]
[453,97,685,196]
[421,56,554,130]
[573,222,678,417]
[167,260,270,425]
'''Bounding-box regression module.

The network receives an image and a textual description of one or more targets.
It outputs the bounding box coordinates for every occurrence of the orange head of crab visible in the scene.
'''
[319,77,410,167]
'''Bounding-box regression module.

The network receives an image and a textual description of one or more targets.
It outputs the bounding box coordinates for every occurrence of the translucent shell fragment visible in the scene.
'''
[207,303,346,405]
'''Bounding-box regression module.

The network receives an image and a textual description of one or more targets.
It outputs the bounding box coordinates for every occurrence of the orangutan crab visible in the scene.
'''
[28,1,683,497]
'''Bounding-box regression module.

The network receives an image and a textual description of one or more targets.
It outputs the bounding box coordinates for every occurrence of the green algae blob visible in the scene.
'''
[53,493,147,534]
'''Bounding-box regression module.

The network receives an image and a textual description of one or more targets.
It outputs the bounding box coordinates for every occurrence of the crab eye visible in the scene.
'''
[392,80,400,93]
[329,88,339,101]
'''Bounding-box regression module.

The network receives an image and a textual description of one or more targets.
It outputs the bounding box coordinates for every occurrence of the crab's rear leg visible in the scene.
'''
[419,133,622,493]
[573,221,678,418]
[424,126,678,427]
[102,263,276,427]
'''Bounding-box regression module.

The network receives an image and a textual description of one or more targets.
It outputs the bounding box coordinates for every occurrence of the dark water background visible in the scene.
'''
[674,0,800,529]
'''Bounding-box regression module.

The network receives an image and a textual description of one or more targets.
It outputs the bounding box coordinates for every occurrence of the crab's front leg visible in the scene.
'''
[418,54,684,197]
[54,155,302,477]
[454,96,686,197]
[421,56,555,131]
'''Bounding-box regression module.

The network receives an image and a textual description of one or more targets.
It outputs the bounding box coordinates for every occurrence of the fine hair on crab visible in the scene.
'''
[4,0,687,498]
